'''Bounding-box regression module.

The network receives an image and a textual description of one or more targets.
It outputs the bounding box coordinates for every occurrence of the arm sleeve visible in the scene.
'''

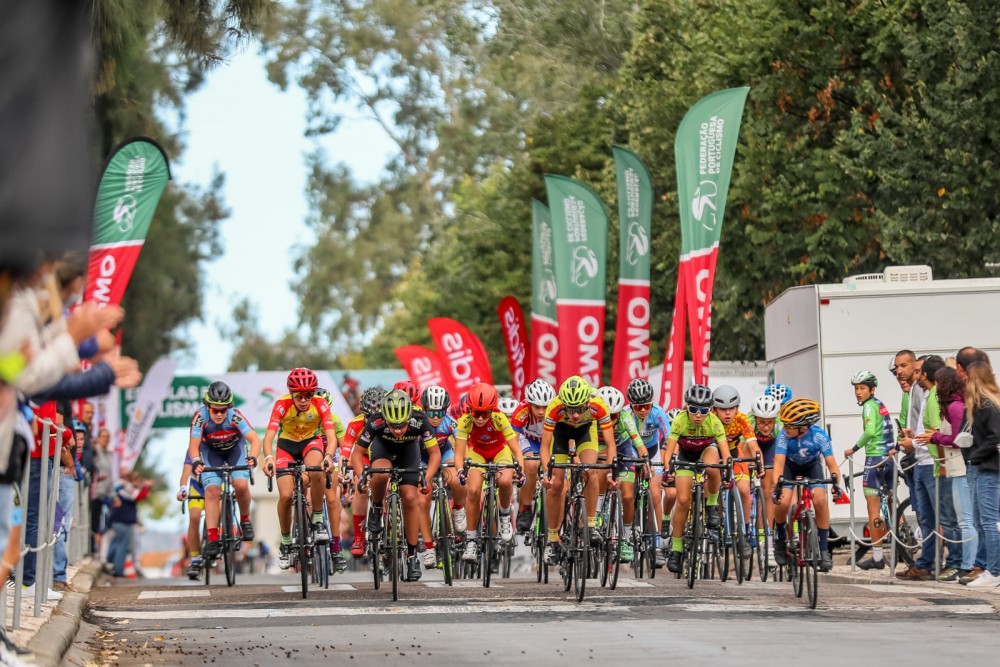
[28,362,116,402]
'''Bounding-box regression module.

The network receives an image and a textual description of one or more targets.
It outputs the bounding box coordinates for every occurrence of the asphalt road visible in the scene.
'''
[67,559,1000,666]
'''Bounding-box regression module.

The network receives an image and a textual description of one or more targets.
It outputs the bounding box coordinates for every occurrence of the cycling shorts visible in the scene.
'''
[674,446,717,478]
[551,421,599,464]
[757,439,777,468]
[369,437,421,487]
[520,434,542,456]
[862,456,894,497]
[783,458,825,490]
[468,445,514,466]
[598,442,638,483]
[275,437,325,470]
[187,496,205,512]
[728,444,750,482]
[199,445,250,488]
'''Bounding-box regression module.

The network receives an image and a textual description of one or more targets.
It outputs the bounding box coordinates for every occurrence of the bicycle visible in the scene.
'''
[848,457,919,567]
[461,459,523,588]
[746,456,771,582]
[549,456,615,602]
[777,475,837,609]
[596,468,623,590]
[521,454,548,584]
[669,457,730,590]
[360,465,426,601]
[430,462,457,586]
[199,463,254,587]
[268,463,330,599]
[722,454,761,584]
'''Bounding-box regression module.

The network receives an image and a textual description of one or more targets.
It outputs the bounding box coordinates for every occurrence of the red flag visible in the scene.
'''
[660,274,688,409]
[497,296,530,399]
[683,247,719,384]
[394,345,457,397]
[427,318,494,396]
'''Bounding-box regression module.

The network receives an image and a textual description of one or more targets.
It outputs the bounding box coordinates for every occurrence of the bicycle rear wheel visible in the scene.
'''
[388,494,402,601]
[607,489,622,590]
[643,488,657,579]
[484,487,497,588]
[803,511,819,609]
[315,536,330,589]
[370,521,382,591]
[296,489,310,599]
[632,495,645,580]
[753,487,769,582]
[434,492,453,586]
[573,495,588,602]
[685,488,702,589]
[223,496,237,587]
[599,491,612,588]
[201,529,211,586]
[790,533,803,598]
[894,497,919,566]
[534,486,548,584]
[561,490,574,592]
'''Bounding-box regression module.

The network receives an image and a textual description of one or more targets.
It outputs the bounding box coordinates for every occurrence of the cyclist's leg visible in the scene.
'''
[576,423,600,522]
[649,473,662,532]
[496,449,515,509]
[670,463,695,547]
[200,447,225,532]
[519,443,540,509]
[464,459,485,534]
[546,428,572,544]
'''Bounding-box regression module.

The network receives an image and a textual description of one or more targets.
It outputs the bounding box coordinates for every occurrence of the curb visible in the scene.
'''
[824,567,1000,614]
[26,559,102,667]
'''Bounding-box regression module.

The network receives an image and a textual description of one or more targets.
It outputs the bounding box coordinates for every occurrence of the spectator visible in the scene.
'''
[897,354,937,581]
[106,468,151,577]
[51,420,84,592]
[892,350,918,492]
[90,427,113,557]
[963,362,1000,589]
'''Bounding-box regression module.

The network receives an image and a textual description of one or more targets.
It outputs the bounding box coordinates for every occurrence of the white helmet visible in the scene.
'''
[596,386,626,414]
[751,394,781,419]
[523,379,556,407]
[498,396,519,417]
[665,408,682,423]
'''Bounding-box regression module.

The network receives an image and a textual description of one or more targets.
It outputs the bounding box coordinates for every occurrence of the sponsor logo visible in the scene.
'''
[691,180,718,232]
[626,222,649,266]
[114,194,138,233]
[571,246,599,288]
[540,269,558,307]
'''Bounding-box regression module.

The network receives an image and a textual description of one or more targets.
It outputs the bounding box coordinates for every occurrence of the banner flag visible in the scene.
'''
[530,199,560,386]
[119,357,176,471]
[545,175,609,388]
[611,146,653,394]
[674,87,749,383]
[84,137,171,309]
[660,274,688,409]
[497,296,530,399]
[427,317,494,396]
[394,345,457,397]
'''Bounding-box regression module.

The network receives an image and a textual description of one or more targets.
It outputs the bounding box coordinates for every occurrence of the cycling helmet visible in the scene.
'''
[72,419,87,434]
[360,386,386,416]
[421,385,451,412]
[498,396,519,417]
[751,394,781,419]
[558,376,592,408]
[393,379,420,403]
[712,385,740,410]
[850,370,878,388]
[315,387,333,406]
[764,383,792,404]
[626,378,655,405]
[779,398,821,428]
[450,393,469,420]
[665,408,682,423]
[684,384,713,408]
[287,367,318,393]
[524,379,556,407]
[203,381,234,406]
[596,386,626,414]
[382,389,413,426]
[467,383,499,411]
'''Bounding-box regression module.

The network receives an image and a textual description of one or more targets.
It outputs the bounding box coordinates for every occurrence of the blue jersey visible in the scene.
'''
[631,404,671,450]
[776,425,834,465]
[422,414,457,463]
[190,406,254,452]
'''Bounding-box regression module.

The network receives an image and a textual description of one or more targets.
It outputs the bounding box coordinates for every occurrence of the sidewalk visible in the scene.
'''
[823,561,1000,612]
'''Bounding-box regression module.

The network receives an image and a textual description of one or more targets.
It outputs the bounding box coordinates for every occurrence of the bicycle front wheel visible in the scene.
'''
[685,489,702,590]
[643,488,657,579]
[484,487,497,588]
[753,486,769,582]
[223,496,237,587]
[728,486,747,584]
[573,495,588,602]
[296,490,310,599]
[607,489,622,590]
[434,492,453,586]
[803,511,820,609]
[534,486,548,584]
[632,494,645,580]
[388,493,402,601]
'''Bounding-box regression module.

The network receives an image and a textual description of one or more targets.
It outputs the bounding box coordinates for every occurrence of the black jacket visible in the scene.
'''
[970,401,1000,472]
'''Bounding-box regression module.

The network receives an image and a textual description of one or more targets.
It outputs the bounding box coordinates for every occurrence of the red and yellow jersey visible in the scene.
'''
[267,394,336,442]
[341,414,366,458]
[542,395,613,432]
[722,412,756,454]
[456,411,517,460]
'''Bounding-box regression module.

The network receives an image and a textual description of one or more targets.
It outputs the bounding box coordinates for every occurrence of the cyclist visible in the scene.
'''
[511,378,556,534]
[354,389,441,582]
[844,371,895,571]
[417,385,467,569]
[772,398,846,573]
[454,383,526,562]
[765,383,793,405]
[540,376,619,566]
[346,386,385,557]
[315,387,348,572]
[627,378,671,566]
[749,394,782,551]
[498,396,519,419]
[663,384,729,574]
[261,368,340,569]
[177,452,206,579]
[394,379,422,407]
[712,385,759,559]
[596,386,648,563]
[188,381,262,560]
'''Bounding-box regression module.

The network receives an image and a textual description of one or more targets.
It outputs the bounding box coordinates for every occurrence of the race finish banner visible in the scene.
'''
[545,175,609,388]
[84,137,171,308]
[497,296,530,399]
[119,358,176,472]
[611,146,654,394]
[395,344,457,396]
[427,317,494,397]
[661,87,749,404]
[530,199,559,386]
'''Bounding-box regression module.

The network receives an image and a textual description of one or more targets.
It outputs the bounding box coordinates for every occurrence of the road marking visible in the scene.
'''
[670,603,991,614]
[281,584,357,593]
[424,581,502,588]
[137,590,211,600]
[607,580,653,588]
[854,584,955,595]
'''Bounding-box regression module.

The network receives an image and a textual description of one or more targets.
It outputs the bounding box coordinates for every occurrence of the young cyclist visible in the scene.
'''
[346,386,385,557]
[664,384,729,573]
[540,376,618,565]
[417,385,467,569]
[749,394,782,551]
[772,397,846,573]
[188,381,263,560]
[511,378,556,534]
[315,387,348,572]
[844,371,895,570]
[712,385,759,559]
[177,452,206,579]
[627,378,671,566]
[261,368,340,569]
[765,383,793,405]
[454,383,526,562]
[596,386,648,563]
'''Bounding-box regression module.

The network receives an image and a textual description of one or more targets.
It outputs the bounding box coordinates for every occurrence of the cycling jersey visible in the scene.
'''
[426,414,457,463]
[854,397,893,457]
[668,411,726,454]
[542,394,614,432]
[631,404,671,461]
[357,411,437,453]
[341,414,366,459]
[776,424,834,465]
[190,406,254,452]
[607,411,643,453]
[722,412,756,455]
[267,394,336,442]
[457,411,517,461]
[510,401,544,453]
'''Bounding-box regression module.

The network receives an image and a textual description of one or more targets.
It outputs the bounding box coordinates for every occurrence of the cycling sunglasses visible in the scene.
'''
[631,403,653,411]
[208,406,229,415]
[292,391,315,400]
[472,410,492,419]
[564,406,590,416]
[687,405,711,415]
[426,410,446,419]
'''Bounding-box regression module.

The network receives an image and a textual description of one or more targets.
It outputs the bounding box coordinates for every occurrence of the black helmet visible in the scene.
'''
[360,386,386,417]
[684,384,713,408]
[204,381,233,407]
[627,378,654,404]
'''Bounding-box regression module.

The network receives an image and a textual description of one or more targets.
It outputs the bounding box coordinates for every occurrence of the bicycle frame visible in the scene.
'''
[463,459,522,588]
[199,463,254,587]
[269,463,330,599]
[361,466,426,601]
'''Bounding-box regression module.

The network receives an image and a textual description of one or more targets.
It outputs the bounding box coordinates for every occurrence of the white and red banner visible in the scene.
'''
[394,344,456,396]
[427,317,494,396]
[530,199,560,386]
[497,296,530,399]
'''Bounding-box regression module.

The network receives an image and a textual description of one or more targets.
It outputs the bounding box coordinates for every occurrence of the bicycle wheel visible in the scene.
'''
[562,490,574,592]
[502,540,513,579]
[729,486,747,584]
[534,486,548,584]
[685,488,702,589]
[607,489,622,590]
[434,492,453,586]
[573,495,588,602]
[315,535,331,589]
[388,493,402,601]
[643,488,657,579]
[201,529,211,586]
[296,489,310,599]
[803,511,820,609]
[632,494,645,580]
[790,532,803,598]
[484,486,497,588]
[894,497,919,566]
[753,487,769,582]
[370,517,382,591]
[599,492,612,588]
[223,496,237,587]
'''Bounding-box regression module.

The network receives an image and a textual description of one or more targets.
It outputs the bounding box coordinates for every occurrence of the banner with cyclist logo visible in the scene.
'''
[545,175,609,388]
[497,296,530,399]
[672,87,749,385]
[611,146,654,394]
[427,317,494,397]
[84,137,171,308]
[530,199,559,386]
[394,344,456,396]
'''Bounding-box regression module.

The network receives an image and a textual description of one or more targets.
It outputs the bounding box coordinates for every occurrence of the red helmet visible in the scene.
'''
[287,367,318,393]
[467,383,499,412]
[449,393,469,420]
[393,379,420,403]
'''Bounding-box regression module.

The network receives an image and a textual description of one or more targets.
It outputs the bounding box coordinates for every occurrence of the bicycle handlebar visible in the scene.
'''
[776,475,838,487]
[199,463,255,487]
[360,465,427,490]
[266,464,333,492]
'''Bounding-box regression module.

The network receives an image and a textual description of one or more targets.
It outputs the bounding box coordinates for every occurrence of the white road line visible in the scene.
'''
[670,603,991,614]
[607,580,653,588]
[424,581,502,588]
[853,584,955,595]
[281,584,356,593]
[137,590,211,600]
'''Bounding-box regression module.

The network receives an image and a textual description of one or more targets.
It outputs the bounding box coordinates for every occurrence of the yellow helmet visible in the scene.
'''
[558,376,592,408]
[779,398,821,428]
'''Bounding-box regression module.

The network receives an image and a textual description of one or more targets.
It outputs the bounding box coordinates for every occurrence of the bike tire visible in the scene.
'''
[644,488,657,579]
[804,511,820,609]
[686,488,702,589]
[435,492,453,586]
[223,496,237,587]
[316,536,330,590]
[534,486,548,584]
[296,489,310,599]
[790,534,803,598]
[632,493,645,580]
[894,497,919,566]
[562,489,574,592]
[717,490,730,583]
[599,492,611,588]
[573,495,588,602]
[484,487,497,588]
[753,487,769,582]
[730,486,747,584]
[201,529,211,586]
[608,489,622,590]
[388,494,401,601]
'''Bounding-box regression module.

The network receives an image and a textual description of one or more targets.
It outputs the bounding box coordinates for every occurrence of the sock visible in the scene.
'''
[587,515,596,528]
[453,503,463,510]
[819,528,829,554]
[467,530,478,539]
[424,540,434,550]
[520,504,531,514]
[500,505,511,515]
[775,523,787,540]
[371,504,383,518]
[656,534,662,548]
[240,514,250,524]
[190,551,200,559]
[281,534,291,546]
[548,528,559,542]
[662,514,670,523]
[332,538,342,553]
[872,546,884,562]
[706,493,719,506]
[312,512,324,525]
[623,525,633,539]
[407,543,418,557]
[671,537,683,553]
[207,528,220,542]
[596,497,604,512]
[745,523,752,535]
[353,514,364,536]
